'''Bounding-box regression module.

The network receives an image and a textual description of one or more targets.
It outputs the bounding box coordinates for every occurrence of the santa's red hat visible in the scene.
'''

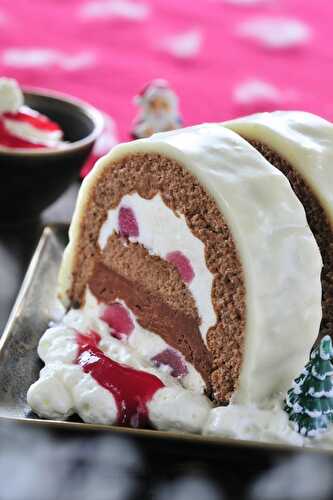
[135,79,174,104]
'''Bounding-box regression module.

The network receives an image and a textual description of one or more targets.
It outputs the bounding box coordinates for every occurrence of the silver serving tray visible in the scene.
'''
[0,224,330,454]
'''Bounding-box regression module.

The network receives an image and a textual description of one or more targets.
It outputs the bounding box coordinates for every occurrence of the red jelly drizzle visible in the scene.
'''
[118,206,139,238]
[166,251,194,284]
[0,107,61,149]
[101,303,134,339]
[76,332,164,427]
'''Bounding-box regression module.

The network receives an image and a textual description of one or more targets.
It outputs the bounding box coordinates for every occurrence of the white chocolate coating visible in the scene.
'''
[224,111,333,224]
[98,192,216,343]
[59,123,322,404]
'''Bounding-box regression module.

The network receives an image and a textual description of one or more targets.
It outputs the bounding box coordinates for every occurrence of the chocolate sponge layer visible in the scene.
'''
[69,153,246,402]
[250,140,333,344]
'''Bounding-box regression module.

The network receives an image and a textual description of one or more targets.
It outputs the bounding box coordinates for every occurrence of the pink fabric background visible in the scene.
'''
[0,0,332,165]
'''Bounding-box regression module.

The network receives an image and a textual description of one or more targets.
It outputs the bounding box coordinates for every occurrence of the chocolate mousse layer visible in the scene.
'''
[68,153,246,403]
[249,140,333,344]
[90,261,212,389]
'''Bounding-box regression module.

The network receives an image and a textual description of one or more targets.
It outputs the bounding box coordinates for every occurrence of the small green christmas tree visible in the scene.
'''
[284,335,333,437]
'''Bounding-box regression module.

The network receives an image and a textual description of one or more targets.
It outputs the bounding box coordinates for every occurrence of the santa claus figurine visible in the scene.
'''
[131,79,183,139]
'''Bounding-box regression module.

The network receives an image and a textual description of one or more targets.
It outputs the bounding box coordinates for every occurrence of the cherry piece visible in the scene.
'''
[101,303,134,339]
[166,251,194,284]
[118,206,139,238]
[151,348,188,378]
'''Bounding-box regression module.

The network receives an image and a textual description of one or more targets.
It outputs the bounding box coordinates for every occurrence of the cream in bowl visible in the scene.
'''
[0,78,67,150]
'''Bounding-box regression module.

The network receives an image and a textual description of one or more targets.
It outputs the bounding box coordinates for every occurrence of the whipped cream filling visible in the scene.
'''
[28,290,333,447]
[27,289,210,432]
[98,193,216,343]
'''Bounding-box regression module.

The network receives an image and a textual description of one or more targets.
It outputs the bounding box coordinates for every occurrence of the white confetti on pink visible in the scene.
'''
[237,17,311,49]
[79,0,150,21]
[159,30,203,59]
[2,49,96,71]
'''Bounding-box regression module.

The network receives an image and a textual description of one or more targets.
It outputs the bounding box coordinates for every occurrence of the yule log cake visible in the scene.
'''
[225,112,333,343]
[57,123,322,405]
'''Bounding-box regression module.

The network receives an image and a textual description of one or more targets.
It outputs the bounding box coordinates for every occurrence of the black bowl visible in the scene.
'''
[0,88,104,224]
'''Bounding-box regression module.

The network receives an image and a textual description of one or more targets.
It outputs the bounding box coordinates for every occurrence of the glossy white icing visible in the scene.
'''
[224,111,333,225]
[59,123,322,404]
[98,192,216,343]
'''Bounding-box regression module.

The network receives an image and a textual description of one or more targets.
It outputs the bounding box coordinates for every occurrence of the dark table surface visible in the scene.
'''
[1,184,333,500]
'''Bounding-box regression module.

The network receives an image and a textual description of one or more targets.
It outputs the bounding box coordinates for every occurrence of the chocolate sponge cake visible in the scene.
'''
[225,112,333,344]
[58,124,322,404]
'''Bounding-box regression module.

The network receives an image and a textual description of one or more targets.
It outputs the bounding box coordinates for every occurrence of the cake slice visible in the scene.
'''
[58,123,322,404]
[224,111,333,343]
